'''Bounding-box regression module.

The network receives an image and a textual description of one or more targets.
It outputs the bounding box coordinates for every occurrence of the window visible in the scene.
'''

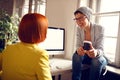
[22,0,46,16]
[98,14,119,62]
[91,0,120,67]
[100,0,120,13]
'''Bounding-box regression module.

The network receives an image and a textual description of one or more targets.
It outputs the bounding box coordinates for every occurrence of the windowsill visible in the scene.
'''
[106,65,120,75]
[49,58,120,76]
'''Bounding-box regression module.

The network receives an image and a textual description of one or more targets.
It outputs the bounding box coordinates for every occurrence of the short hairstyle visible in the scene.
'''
[18,13,48,44]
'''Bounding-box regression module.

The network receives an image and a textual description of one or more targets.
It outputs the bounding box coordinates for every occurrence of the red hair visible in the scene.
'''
[18,13,48,44]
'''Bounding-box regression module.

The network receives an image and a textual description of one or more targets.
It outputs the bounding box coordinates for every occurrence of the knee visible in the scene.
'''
[72,52,82,62]
[91,58,101,66]
[91,56,107,66]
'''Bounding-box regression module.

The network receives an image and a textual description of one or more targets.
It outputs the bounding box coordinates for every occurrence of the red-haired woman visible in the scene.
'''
[0,13,52,80]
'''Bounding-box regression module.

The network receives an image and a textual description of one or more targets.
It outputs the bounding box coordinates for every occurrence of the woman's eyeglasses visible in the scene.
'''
[73,16,86,21]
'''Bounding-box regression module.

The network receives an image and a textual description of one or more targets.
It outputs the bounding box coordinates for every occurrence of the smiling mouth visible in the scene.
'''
[79,23,84,27]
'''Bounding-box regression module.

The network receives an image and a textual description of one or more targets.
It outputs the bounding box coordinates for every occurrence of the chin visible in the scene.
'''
[80,26,85,29]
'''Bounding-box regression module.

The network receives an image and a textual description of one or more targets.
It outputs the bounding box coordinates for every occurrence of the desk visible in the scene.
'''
[50,58,72,80]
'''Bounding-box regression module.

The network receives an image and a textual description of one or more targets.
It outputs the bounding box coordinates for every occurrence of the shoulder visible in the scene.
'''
[92,23,104,29]
[35,45,48,55]
[91,23,104,32]
[2,43,18,52]
[35,46,49,59]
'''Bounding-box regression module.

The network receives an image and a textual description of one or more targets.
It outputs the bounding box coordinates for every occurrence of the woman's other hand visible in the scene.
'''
[77,47,85,56]
[86,45,98,58]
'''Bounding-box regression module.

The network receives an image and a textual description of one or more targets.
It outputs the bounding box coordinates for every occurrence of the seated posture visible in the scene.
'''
[0,13,52,80]
[72,7,108,80]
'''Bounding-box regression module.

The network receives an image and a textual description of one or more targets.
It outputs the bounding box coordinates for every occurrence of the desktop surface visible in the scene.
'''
[50,58,72,75]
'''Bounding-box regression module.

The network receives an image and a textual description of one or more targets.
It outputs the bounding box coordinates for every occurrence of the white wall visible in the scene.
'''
[46,0,79,59]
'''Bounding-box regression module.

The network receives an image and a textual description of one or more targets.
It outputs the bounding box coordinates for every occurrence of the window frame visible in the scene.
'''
[91,0,120,67]
[21,0,46,17]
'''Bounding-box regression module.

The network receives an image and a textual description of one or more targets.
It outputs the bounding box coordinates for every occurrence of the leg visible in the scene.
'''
[72,51,83,80]
[52,76,55,80]
[58,74,61,80]
[89,56,108,80]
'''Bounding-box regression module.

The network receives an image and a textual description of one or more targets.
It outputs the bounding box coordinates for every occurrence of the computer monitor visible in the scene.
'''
[39,27,65,55]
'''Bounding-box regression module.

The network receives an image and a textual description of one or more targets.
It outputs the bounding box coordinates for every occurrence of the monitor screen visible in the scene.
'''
[39,27,65,52]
